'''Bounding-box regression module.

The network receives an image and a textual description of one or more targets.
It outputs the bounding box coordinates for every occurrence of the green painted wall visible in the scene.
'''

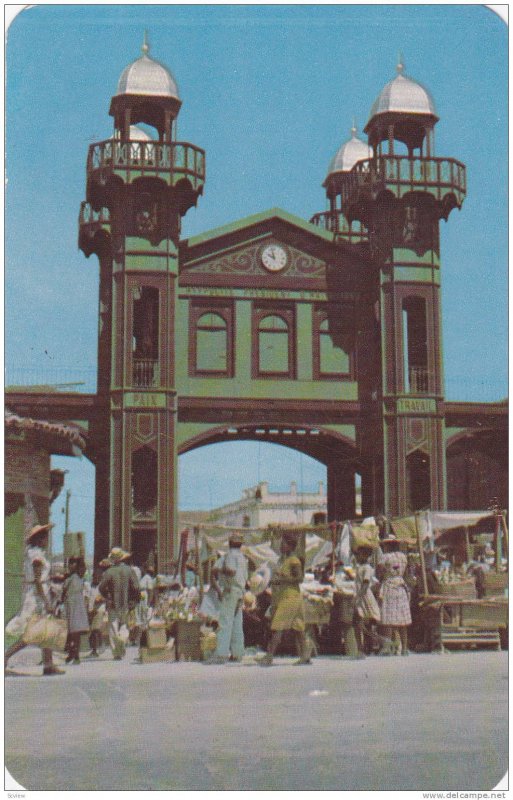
[176,295,358,401]
[5,504,24,626]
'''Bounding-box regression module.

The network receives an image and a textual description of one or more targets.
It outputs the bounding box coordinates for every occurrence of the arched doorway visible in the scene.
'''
[178,424,361,527]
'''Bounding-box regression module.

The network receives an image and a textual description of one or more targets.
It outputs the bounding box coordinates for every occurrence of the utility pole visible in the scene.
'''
[65,490,71,535]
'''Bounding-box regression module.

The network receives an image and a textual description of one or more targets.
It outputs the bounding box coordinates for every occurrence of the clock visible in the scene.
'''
[261,244,288,272]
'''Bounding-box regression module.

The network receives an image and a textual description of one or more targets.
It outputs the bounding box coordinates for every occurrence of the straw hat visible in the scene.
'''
[108,546,130,563]
[26,523,54,543]
[243,591,257,611]
[99,558,112,569]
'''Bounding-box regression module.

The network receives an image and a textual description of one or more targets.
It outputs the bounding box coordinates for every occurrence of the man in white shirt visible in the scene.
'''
[208,532,248,664]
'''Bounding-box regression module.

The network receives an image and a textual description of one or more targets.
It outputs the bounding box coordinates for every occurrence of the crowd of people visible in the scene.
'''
[5,519,500,676]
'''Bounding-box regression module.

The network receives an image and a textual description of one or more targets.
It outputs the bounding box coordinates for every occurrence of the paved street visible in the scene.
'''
[5,647,508,792]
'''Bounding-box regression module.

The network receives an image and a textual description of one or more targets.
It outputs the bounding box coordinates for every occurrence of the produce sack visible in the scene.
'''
[22,614,68,650]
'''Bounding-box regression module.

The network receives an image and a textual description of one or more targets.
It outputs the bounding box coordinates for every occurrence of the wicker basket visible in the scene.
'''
[483,572,508,597]
[432,577,477,599]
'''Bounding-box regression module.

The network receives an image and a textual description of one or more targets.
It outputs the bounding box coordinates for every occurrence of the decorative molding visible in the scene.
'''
[183,240,325,279]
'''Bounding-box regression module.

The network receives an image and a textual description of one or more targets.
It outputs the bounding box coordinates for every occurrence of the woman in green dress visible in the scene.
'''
[259,533,311,666]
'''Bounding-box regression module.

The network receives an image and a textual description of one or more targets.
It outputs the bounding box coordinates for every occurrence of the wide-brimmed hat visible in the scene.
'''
[99,558,112,569]
[229,532,243,546]
[26,523,54,542]
[108,546,129,563]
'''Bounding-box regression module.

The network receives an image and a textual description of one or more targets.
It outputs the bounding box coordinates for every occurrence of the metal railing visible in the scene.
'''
[310,211,368,242]
[408,366,431,394]
[133,359,160,388]
[341,155,466,207]
[87,139,206,184]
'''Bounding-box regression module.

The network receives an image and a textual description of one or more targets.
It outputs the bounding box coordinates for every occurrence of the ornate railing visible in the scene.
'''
[79,202,110,226]
[87,139,206,186]
[408,366,431,395]
[340,156,466,208]
[133,359,160,388]
[310,211,368,242]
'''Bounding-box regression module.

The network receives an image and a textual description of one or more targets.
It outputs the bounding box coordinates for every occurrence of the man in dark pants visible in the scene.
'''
[99,547,140,660]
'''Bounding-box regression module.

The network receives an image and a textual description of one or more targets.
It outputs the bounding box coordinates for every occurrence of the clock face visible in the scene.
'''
[261,244,288,272]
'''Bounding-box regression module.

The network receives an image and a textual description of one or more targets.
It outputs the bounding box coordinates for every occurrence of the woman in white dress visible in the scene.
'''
[5,523,65,676]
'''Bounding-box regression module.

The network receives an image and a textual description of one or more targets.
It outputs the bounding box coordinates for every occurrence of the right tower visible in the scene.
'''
[342,59,466,517]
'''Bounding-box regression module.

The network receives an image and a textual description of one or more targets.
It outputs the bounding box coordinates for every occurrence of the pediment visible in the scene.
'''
[179,208,336,285]
[181,236,325,280]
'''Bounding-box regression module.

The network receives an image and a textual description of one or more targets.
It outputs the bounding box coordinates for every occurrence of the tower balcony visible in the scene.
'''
[78,202,111,257]
[133,359,160,388]
[340,156,466,219]
[309,211,368,244]
[86,139,206,194]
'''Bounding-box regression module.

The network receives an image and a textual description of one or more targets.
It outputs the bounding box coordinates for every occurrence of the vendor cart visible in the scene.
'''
[420,597,507,652]
[413,510,508,653]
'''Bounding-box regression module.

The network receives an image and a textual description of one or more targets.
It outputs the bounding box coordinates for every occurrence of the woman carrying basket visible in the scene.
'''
[5,524,65,676]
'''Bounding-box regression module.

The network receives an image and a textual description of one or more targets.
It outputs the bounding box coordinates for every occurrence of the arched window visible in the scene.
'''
[196,313,228,373]
[258,315,289,374]
[319,318,350,375]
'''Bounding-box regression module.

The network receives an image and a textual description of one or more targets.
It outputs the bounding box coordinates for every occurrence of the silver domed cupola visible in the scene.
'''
[325,123,373,180]
[116,35,180,100]
[364,57,438,158]
[109,33,182,142]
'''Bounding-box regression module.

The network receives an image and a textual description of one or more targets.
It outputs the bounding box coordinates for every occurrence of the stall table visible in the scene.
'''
[420,597,507,653]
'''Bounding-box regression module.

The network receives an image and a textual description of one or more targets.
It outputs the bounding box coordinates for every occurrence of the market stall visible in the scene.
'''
[390,509,508,652]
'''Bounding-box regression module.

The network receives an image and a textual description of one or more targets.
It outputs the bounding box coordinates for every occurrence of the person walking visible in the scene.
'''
[87,559,111,657]
[5,523,65,676]
[259,532,311,666]
[353,546,381,658]
[62,557,90,665]
[207,532,248,664]
[99,547,140,660]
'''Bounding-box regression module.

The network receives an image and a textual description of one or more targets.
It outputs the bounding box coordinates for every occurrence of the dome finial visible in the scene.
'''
[351,117,357,138]
[142,30,150,55]
[397,52,405,74]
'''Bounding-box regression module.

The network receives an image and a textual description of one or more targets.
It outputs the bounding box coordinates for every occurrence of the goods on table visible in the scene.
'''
[430,568,477,599]
[482,571,508,597]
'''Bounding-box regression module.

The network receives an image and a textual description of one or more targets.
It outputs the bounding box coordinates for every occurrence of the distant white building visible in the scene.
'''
[206,481,328,529]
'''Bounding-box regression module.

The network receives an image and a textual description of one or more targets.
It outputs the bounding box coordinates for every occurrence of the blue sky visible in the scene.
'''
[6,5,507,555]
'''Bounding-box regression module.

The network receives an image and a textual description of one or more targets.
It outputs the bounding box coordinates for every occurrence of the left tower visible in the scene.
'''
[79,37,205,569]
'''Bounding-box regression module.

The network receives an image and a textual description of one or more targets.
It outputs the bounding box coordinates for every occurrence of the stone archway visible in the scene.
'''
[178,423,360,523]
